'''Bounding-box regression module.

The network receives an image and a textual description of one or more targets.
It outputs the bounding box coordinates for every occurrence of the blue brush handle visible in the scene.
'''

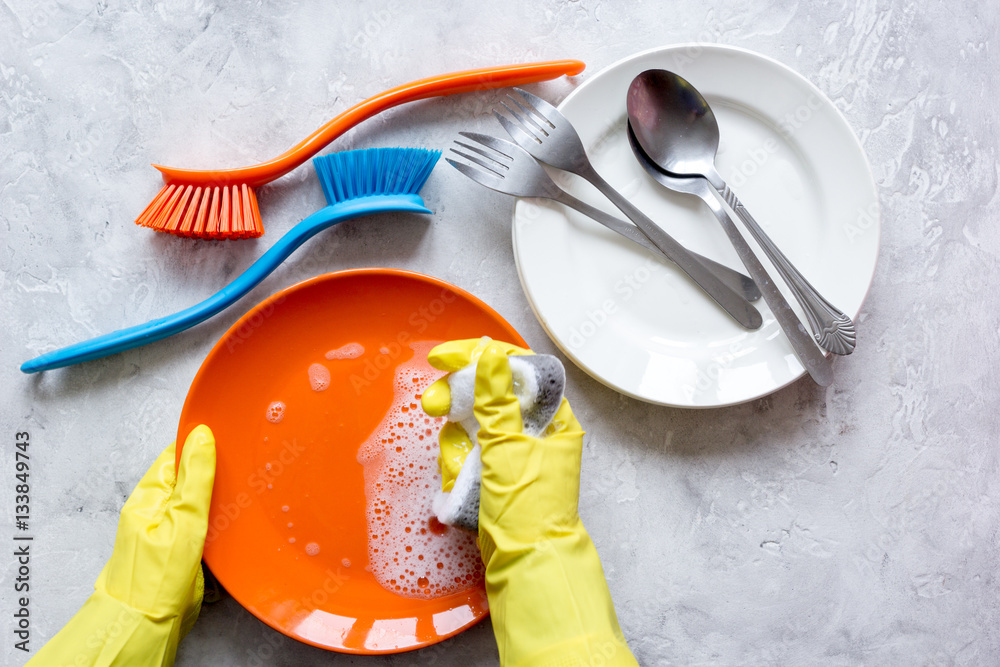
[21,195,431,373]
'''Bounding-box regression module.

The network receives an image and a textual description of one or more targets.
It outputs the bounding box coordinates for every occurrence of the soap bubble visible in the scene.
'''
[326,343,365,360]
[308,363,331,391]
[265,401,286,424]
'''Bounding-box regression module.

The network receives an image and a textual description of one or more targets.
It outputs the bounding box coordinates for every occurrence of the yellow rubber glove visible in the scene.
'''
[423,339,638,667]
[28,425,216,667]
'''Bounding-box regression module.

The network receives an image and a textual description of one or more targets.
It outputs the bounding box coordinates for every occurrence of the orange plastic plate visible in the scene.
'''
[177,269,526,653]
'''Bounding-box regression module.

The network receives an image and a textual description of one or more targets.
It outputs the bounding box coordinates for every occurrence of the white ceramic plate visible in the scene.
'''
[512,44,880,408]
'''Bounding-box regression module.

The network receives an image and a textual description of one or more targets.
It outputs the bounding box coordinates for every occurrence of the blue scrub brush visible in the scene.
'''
[21,148,440,373]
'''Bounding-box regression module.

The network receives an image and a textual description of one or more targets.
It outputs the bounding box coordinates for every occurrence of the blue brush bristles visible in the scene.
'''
[313,147,441,206]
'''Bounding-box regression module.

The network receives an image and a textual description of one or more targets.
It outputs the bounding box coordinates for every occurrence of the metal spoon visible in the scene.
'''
[626,69,856,355]
[626,121,834,387]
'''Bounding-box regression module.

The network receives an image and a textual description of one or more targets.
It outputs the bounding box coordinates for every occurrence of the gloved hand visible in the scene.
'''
[423,339,638,667]
[28,425,216,667]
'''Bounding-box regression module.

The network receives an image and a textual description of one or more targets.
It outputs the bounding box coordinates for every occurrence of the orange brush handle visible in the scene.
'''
[153,59,585,187]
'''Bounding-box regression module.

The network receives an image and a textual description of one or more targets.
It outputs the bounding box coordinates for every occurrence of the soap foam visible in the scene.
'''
[445,366,476,423]
[356,341,484,599]
[265,401,286,424]
[308,363,331,391]
[326,343,365,360]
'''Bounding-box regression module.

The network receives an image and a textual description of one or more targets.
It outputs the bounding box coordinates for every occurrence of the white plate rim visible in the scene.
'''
[511,43,881,408]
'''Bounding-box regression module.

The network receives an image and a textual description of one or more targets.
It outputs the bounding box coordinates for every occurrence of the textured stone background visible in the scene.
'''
[2,1,998,665]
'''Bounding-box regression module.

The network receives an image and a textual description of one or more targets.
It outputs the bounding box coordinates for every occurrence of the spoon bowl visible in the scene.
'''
[626,69,723,183]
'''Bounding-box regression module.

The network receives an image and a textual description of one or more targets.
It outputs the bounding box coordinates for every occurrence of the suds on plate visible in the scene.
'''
[356,341,484,599]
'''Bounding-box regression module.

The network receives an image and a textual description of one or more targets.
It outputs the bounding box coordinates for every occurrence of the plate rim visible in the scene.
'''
[512,43,881,408]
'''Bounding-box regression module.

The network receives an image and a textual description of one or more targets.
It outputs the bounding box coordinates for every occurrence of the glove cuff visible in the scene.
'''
[518,633,637,667]
[482,527,638,667]
[27,589,184,667]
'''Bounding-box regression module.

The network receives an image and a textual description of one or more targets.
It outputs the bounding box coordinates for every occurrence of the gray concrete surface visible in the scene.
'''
[2,1,998,665]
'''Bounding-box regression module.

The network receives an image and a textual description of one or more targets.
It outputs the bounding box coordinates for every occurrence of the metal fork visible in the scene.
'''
[447,133,760,304]
[493,88,764,331]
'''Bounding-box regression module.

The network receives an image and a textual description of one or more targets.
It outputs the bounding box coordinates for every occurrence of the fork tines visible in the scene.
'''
[493,88,559,145]
[448,132,514,178]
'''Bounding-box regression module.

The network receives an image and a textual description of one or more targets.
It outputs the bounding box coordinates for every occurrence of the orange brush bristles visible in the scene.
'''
[135,183,263,239]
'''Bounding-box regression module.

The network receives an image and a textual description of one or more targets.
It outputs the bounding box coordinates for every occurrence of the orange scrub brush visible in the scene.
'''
[135,59,585,240]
